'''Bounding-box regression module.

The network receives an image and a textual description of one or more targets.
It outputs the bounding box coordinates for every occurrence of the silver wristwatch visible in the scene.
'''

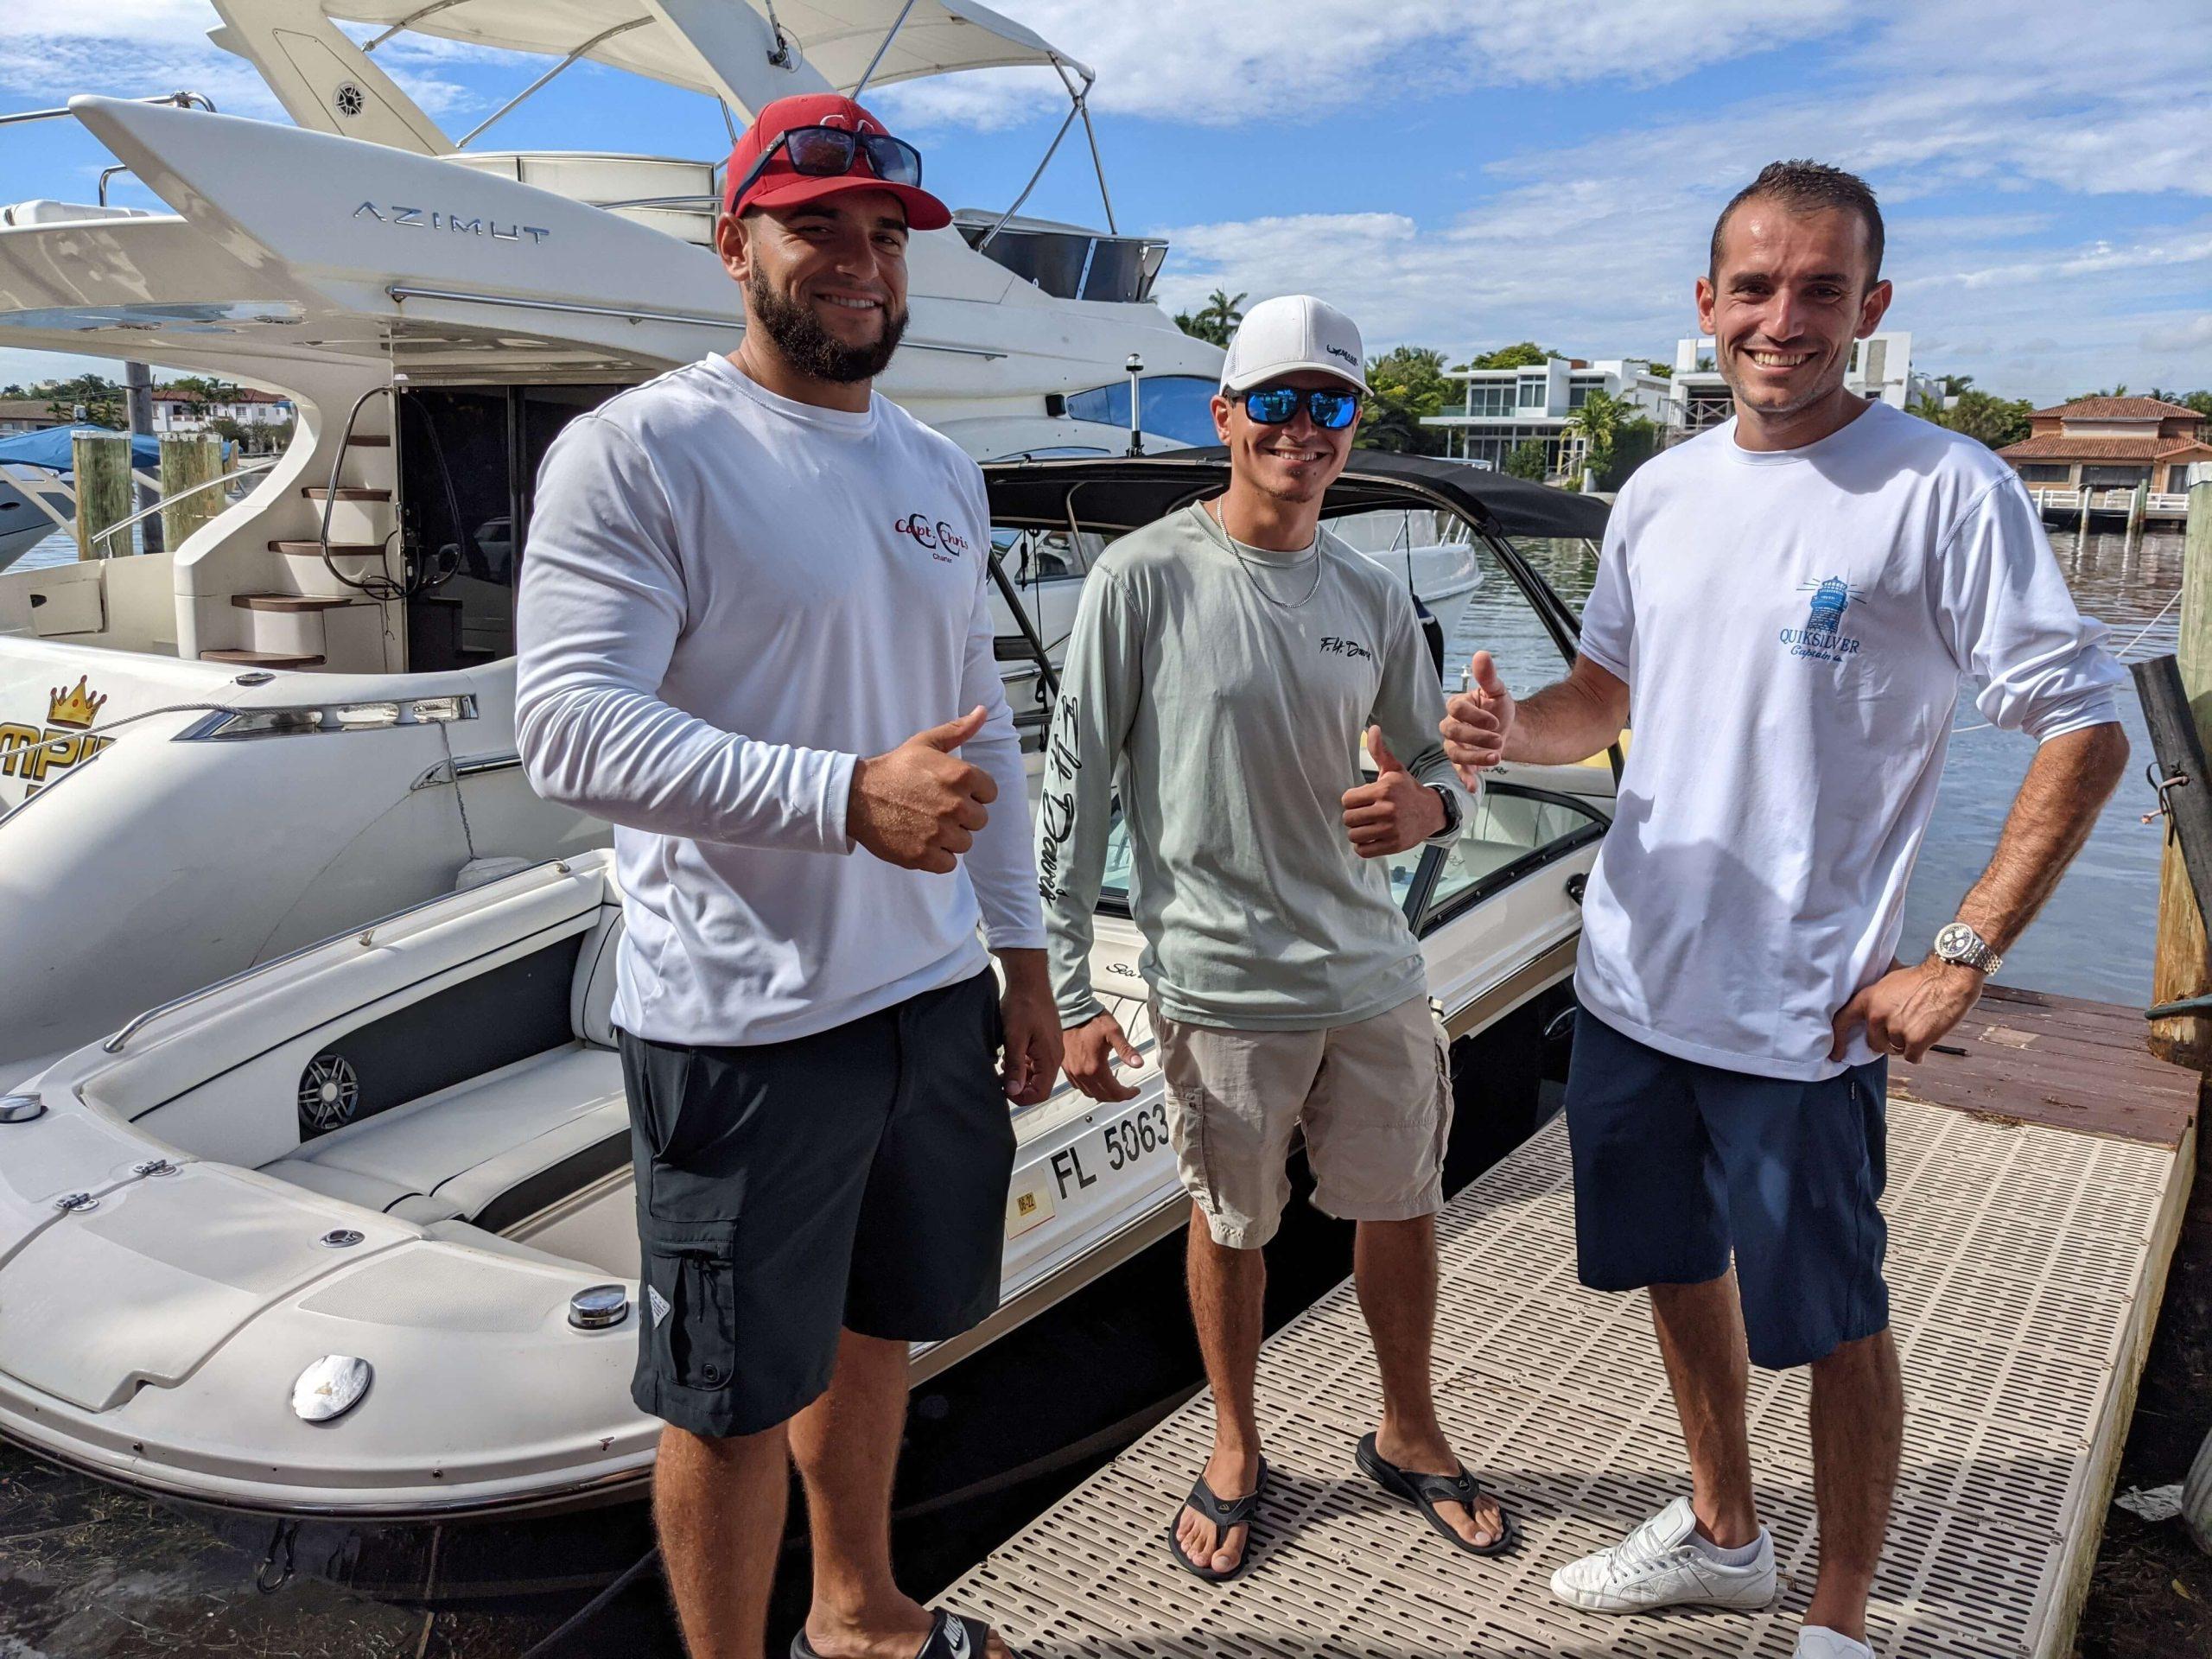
[1933,920,2002,975]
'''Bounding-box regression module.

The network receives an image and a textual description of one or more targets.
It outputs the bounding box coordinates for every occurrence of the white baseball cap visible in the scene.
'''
[1219,294,1369,395]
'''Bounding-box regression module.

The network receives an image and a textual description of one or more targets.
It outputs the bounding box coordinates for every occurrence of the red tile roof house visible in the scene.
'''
[1998,397,2211,495]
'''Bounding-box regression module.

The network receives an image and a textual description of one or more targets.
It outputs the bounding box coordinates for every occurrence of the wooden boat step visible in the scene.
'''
[231,593,353,613]
[200,649,326,668]
[343,434,391,448]
[269,540,385,556]
[301,486,391,501]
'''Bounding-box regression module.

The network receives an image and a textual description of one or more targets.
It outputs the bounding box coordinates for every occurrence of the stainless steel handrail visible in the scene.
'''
[89,459,276,556]
[0,90,215,129]
[100,856,592,1054]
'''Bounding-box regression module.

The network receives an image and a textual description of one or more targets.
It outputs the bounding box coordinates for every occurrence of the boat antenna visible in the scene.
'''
[1125,354,1144,457]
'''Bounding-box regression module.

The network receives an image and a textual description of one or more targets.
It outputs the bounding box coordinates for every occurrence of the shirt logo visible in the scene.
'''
[1778,576,1865,662]
[893,513,969,563]
[1321,634,1374,662]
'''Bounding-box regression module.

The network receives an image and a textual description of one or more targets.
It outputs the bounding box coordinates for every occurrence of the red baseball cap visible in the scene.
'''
[721,93,951,232]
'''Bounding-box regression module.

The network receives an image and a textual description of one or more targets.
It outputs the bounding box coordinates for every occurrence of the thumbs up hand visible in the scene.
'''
[1341,724,1445,860]
[848,705,999,873]
[1440,650,1516,788]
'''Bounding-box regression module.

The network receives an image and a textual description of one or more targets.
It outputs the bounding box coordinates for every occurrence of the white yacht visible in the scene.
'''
[0,452,1616,1521]
[0,3,1495,1093]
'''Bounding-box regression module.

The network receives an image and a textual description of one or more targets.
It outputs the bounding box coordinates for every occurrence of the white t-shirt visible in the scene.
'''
[515,355,1043,1046]
[1573,399,2122,1080]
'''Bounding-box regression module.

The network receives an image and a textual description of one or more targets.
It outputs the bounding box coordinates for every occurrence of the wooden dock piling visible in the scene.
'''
[157,434,226,551]
[70,431,132,562]
[2150,480,2212,1073]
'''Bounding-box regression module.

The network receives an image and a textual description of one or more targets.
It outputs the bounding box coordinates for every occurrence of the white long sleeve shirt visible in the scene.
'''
[1573,400,2122,1079]
[515,354,1042,1046]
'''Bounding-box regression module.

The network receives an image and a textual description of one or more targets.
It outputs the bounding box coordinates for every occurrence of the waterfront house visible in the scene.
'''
[1421,357,1672,474]
[150,385,295,438]
[1996,397,2210,496]
[0,398,54,435]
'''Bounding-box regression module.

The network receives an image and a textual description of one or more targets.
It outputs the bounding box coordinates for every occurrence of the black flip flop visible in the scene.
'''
[1166,1456,1269,1583]
[1355,1432,1518,1557]
[791,1608,1021,1659]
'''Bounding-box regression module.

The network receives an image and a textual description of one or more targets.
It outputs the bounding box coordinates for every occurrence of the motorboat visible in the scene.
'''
[0,452,1615,1521]
[0,2,1507,1094]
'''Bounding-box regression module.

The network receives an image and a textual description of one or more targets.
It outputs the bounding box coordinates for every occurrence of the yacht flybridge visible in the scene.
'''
[0,454,1615,1520]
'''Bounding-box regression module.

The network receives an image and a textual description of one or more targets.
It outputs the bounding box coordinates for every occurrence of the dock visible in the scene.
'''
[946,985,2199,1658]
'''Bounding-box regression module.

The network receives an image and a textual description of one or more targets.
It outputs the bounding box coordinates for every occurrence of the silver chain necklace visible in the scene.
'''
[1206,499,1325,609]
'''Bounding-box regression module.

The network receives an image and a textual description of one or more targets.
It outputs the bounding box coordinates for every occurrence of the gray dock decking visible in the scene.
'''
[946,987,2199,1657]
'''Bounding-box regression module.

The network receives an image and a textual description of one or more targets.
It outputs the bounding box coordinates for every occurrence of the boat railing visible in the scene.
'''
[0,89,215,130]
[88,458,278,557]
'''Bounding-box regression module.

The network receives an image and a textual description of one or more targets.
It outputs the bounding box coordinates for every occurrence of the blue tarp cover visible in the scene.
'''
[0,425,166,473]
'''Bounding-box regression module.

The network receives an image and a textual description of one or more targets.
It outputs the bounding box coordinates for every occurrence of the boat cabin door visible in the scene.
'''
[396,385,623,672]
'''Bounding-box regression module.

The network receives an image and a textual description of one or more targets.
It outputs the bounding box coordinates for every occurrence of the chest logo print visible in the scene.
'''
[1321,634,1374,662]
[1779,576,1866,663]
[893,513,969,563]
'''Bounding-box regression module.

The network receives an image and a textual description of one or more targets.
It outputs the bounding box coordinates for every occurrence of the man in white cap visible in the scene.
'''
[1038,296,1507,1582]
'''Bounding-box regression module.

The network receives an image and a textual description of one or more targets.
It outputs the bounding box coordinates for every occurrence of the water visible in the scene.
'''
[1448,527,2182,1007]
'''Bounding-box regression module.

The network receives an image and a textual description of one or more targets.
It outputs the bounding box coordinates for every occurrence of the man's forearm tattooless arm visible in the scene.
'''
[1504,665,1630,766]
[1950,722,2129,954]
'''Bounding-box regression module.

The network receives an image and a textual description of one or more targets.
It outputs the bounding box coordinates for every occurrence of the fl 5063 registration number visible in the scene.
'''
[1047,1099,1171,1199]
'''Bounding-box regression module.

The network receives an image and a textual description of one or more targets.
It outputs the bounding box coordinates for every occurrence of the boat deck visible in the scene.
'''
[945,985,2199,1658]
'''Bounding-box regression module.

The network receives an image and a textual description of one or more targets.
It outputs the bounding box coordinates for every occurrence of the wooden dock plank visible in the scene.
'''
[949,995,2196,1659]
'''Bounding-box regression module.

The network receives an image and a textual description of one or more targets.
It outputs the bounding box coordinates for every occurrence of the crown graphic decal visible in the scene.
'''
[48,676,107,730]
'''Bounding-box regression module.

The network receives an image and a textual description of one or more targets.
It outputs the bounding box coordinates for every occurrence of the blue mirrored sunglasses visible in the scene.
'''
[1240,385,1362,430]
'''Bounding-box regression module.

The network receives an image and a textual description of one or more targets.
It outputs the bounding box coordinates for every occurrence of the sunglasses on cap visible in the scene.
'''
[1238,384,1362,431]
[730,124,925,207]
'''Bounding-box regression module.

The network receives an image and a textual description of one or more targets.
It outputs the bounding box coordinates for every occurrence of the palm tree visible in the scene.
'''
[1175,289,1248,347]
[1563,388,1632,478]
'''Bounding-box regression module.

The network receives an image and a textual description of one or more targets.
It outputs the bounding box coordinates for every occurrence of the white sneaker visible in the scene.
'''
[1549,1496,1777,1614]
[1796,1628,1874,1658]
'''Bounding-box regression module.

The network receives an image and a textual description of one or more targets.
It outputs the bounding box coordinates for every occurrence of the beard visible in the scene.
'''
[747,265,908,385]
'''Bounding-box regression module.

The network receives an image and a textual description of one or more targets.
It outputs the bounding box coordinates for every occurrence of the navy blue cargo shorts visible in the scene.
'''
[1563,1007,1890,1370]
[616,968,1014,1439]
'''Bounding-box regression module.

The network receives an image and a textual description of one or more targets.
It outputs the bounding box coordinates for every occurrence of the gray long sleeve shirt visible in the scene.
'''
[1039,501,1471,1032]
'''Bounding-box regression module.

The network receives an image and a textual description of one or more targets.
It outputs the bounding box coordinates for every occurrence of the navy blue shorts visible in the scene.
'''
[1564,1008,1890,1370]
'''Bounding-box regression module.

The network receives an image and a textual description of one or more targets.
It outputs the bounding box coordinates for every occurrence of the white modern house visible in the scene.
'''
[149,385,295,437]
[1666,330,1936,435]
[1422,358,1673,474]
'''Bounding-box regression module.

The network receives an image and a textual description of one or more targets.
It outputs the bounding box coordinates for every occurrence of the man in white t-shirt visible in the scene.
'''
[1442,161,2126,1659]
[517,94,1051,1659]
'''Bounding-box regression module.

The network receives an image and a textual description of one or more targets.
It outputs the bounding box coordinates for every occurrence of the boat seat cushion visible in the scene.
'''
[263,1045,627,1231]
[571,906,624,1051]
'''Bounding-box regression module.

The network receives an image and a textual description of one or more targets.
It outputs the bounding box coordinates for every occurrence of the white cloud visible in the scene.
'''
[882,0,1858,129]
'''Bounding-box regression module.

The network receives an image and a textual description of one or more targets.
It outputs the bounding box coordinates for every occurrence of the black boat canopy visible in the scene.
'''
[980,447,1611,543]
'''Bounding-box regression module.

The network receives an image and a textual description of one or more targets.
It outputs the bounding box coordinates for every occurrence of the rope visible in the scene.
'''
[437,717,479,861]
[514,1545,662,1659]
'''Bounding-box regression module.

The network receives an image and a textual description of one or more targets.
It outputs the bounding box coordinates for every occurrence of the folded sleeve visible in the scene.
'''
[1039,569,1142,1028]
[513,416,855,850]
[1937,474,2125,741]
[1575,513,1634,683]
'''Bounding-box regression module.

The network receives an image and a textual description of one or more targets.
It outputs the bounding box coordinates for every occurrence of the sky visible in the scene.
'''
[2,0,2209,404]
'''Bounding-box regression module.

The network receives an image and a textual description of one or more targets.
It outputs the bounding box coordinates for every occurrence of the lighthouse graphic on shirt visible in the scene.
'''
[1780,576,1865,663]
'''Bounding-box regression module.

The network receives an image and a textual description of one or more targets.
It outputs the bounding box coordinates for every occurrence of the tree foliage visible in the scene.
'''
[1173,289,1246,348]
[1460,341,1555,371]
[1909,389,2033,450]
[1355,345,1453,455]
[1503,441,1549,481]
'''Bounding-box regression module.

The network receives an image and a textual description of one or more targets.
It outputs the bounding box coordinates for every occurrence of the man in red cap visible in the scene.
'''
[518,93,1051,1659]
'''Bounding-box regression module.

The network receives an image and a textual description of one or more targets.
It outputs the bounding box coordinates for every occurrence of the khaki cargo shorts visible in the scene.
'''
[1153,993,1452,1249]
